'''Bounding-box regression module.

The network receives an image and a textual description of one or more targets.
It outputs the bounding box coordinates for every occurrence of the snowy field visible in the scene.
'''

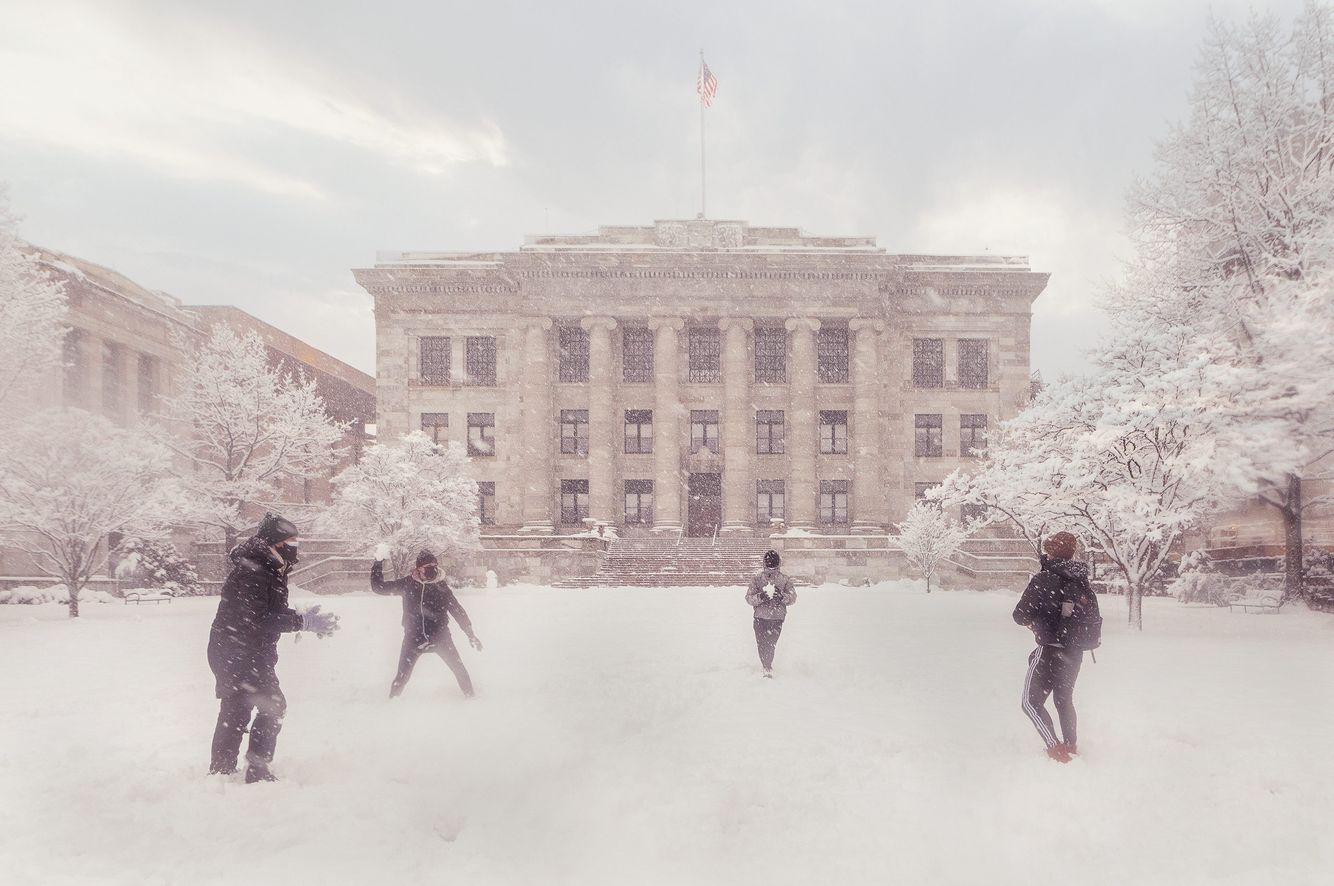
[2,584,1333,886]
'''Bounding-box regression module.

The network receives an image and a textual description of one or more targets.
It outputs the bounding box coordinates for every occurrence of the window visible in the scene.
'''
[477,481,496,526]
[560,479,589,525]
[819,480,849,525]
[756,410,785,454]
[558,327,589,382]
[914,414,943,457]
[959,339,989,389]
[961,502,989,524]
[624,479,654,525]
[63,329,85,406]
[915,481,942,503]
[103,341,124,415]
[465,336,497,386]
[560,409,589,456]
[420,336,450,385]
[688,327,721,383]
[137,354,159,414]
[624,409,653,454]
[622,327,654,383]
[420,412,449,443]
[819,410,849,455]
[913,338,944,388]
[818,326,850,383]
[753,327,787,383]
[467,412,496,457]
[690,409,720,453]
[757,479,786,525]
[960,414,988,457]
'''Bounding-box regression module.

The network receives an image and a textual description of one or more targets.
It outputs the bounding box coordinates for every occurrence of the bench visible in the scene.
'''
[123,591,173,605]
[1228,590,1282,614]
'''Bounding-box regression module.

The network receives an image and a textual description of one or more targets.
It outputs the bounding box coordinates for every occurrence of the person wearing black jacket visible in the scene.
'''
[207,513,339,782]
[1012,531,1089,763]
[371,547,482,699]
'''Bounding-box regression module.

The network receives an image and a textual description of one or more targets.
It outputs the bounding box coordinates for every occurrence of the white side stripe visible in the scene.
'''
[1022,646,1059,747]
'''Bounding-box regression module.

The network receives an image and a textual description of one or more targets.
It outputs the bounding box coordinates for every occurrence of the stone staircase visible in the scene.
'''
[946,535,1038,586]
[554,536,773,588]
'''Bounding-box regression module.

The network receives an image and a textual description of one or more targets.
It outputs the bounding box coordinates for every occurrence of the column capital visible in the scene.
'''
[849,317,886,333]
[784,317,821,334]
[718,316,754,333]
[523,317,554,331]
[580,315,618,332]
[648,316,685,331]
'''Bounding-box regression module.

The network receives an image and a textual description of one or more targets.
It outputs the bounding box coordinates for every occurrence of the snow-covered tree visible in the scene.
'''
[318,431,480,578]
[113,536,203,596]
[165,325,346,550]
[0,409,179,617]
[893,502,969,593]
[0,187,66,418]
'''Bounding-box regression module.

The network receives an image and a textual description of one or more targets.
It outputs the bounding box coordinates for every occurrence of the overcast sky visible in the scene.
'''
[0,0,1310,377]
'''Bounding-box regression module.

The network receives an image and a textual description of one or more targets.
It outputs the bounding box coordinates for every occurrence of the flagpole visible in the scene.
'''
[699,49,706,219]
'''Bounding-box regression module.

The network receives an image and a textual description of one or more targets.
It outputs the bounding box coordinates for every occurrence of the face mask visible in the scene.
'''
[420,564,439,582]
[279,542,300,565]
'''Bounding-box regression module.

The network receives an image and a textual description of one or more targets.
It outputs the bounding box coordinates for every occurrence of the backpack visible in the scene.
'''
[1055,576,1103,652]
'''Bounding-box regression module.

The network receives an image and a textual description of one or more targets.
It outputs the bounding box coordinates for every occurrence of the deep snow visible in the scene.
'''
[2,584,1332,886]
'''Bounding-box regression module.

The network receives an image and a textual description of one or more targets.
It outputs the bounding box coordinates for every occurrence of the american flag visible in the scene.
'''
[697,60,718,107]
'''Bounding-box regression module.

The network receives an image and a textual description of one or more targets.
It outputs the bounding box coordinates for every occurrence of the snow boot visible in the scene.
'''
[244,764,278,784]
[1045,743,1073,763]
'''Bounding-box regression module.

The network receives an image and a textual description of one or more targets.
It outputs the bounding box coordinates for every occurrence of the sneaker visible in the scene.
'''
[1045,743,1073,764]
[208,765,237,776]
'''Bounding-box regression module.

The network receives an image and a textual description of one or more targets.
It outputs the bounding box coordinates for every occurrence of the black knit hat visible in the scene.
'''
[256,513,298,545]
[764,549,781,568]
[415,550,438,568]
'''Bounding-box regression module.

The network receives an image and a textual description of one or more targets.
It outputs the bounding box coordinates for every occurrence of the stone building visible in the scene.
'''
[355,219,1048,545]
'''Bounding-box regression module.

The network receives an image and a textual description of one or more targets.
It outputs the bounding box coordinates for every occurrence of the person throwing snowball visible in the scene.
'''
[745,549,797,677]
[371,545,482,699]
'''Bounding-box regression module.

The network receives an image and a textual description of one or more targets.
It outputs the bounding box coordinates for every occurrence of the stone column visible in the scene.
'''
[582,316,618,526]
[719,317,753,533]
[649,317,684,533]
[785,318,820,528]
[849,318,886,532]
[520,318,554,533]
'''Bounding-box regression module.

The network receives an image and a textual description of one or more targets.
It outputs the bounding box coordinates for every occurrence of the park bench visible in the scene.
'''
[123,591,173,605]
[1227,589,1282,614]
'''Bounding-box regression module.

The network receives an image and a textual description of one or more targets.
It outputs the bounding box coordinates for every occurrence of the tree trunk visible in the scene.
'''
[1127,584,1143,631]
[67,585,80,619]
[926,572,932,593]
[1282,474,1303,601]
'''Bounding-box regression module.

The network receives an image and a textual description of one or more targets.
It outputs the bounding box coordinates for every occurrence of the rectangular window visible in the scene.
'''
[467,412,496,457]
[420,336,450,385]
[753,327,787,383]
[560,409,589,456]
[103,341,124,415]
[818,326,850,383]
[914,414,943,457]
[755,410,785,455]
[960,413,988,457]
[819,479,849,525]
[915,481,942,503]
[63,329,85,406]
[477,481,496,526]
[560,479,589,525]
[137,354,159,414]
[624,479,654,525]
[757,479,786,525]
[624,409,653,454]
[465,336,497,386]
[420,412,449,444]
[913,338,944,388]
[959,339,989,389]
[690,409,720,454]
[819,410,849,455]
[688,327,721,383]
[622,327,654,383]
[558,327,589,383]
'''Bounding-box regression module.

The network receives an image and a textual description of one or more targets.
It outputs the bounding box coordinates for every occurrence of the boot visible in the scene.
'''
[208,764,237,776]
[245,764,278,784]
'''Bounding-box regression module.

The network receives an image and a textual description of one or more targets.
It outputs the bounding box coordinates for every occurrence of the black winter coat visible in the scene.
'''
[370,561,475,645]
[1012,555,1091,647]
[207,537,303,697]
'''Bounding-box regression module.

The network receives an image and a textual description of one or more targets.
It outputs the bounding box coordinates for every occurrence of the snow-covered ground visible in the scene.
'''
[2,584,1332,886]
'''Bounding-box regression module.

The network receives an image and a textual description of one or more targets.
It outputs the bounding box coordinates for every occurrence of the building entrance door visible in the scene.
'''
[687,473,722,537]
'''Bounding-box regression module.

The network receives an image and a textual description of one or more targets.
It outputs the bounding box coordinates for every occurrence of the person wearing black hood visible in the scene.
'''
[745,549,797,677]
[371,546,482,699]
[207,513,340,782]
[1012,531,1097,763]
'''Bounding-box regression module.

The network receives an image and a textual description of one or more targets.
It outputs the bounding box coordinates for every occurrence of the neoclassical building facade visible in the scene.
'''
[355,219,1048,538]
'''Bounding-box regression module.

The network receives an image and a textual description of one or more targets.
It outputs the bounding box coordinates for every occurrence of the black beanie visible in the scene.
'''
[764,550,781,568]
[415,550,438,568]
[256,513,298,545]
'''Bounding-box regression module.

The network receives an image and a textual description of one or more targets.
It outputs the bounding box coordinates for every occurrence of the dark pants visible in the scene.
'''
[391,629,474,697]
[753,617,785,670]
[1022,645,1083,749]
[210,678,286,774]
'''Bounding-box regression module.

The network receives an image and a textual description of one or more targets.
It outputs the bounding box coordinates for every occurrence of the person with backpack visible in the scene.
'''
[371,545,482,699]
[1012,531,1101,763]
[745,549,797,677]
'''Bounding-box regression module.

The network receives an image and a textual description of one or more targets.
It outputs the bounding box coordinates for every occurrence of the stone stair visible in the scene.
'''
[554,537,773,588]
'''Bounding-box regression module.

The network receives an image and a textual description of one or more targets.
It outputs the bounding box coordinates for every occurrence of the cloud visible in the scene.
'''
[0,1,508,199]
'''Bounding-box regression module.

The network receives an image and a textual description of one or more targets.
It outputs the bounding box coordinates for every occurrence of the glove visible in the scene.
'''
[373,542,391,562]
[469,636,484,651]
[299,604,341,639]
